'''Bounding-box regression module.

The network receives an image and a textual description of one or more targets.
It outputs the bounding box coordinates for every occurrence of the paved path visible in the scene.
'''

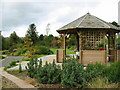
[9,55,62,70]
[0,56,24,67]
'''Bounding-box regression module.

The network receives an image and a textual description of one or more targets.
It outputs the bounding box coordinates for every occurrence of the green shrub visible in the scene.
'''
[61,57,86,88]
[25,58,41,78]
[21,48,28,54]
[9,60,18,67]
[85,63,106,82]
[0,56,6,59]
[105,61,120,83]
[36,60,61,84]
[19,64,22,73]
[2,50,9,54]
[4,60,19,70]
[33,46,53,55]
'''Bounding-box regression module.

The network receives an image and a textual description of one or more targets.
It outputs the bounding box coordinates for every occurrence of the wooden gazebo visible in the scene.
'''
[56,13,120,65]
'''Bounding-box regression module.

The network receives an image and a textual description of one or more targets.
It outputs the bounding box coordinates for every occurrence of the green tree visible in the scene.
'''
[111,21,119,27]
[26,24,38,45]
[39,34,44,41]
[2,36,10,50]
[10,31,20,44]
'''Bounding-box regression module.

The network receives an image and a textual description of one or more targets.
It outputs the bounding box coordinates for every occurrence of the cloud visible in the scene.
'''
[1,0,119,37]
[118,1,120,25]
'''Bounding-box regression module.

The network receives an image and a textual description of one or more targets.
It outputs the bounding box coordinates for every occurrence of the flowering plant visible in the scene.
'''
[99,47,104,50]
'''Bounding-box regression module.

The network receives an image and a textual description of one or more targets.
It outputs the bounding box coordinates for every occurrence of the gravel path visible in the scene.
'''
[0,56,24,67]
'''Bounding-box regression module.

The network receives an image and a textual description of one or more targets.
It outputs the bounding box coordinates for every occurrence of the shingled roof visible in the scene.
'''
[57,13,119,33]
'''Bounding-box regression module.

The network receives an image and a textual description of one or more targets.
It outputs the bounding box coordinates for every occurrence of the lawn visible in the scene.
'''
[50,48,75,55]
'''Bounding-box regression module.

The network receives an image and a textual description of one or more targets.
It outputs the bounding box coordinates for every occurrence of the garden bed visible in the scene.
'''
[6,57,120,88]
[7,70,62,88]
[7,69,119,88]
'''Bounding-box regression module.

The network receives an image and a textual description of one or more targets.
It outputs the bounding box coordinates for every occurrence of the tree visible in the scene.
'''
[2,36,10,50]
[26,24,38,45]
[111,21,119,27]
[39,34,44,41]
[10,31,20,44]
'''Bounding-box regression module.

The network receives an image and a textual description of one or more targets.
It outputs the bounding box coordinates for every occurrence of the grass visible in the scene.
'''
[87,77,119,88]
[50,48,75,55]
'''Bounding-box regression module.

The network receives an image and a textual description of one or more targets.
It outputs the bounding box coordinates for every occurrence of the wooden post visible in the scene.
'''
[63,34,67,55]
[78,32,82,64]
[114,33,117,62]
[76,34,79,51]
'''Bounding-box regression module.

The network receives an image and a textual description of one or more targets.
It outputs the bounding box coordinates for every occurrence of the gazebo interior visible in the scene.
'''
[56,13,120,65]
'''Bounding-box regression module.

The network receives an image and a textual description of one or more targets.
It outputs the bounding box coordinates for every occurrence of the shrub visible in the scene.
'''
[21,48,28,54]
[105,61,120,83]
[19,64,22,73]
[4,60,19,70]
[25,58,40,78]
[36,60,61,84]
[33,46,53,55]
[2,50,9,54]
[9,60,18,67]
[26,58,61,84]
[0,56,6,59]
[61,57,86,88]
[85,63,106,82]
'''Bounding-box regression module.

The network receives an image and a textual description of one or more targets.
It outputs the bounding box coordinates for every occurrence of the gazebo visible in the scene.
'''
[56,13,120,65]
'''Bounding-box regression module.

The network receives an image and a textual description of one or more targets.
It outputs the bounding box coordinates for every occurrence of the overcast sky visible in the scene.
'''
[1,0,120,37]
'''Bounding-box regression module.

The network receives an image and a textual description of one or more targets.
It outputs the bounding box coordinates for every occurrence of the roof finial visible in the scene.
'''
[87,12,90,14]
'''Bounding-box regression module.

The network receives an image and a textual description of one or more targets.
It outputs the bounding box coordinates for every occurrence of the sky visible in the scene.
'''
[0,0,120,37]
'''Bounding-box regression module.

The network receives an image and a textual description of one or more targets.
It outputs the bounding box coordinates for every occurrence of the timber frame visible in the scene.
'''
[56,13,120,65]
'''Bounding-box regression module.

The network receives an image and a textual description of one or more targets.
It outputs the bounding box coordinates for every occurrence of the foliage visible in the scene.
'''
[87,77,118,88]
[4,60,19,71]
[25,57,120,88]
[25,58,40,78]
[26,58,61,84]
[33,46,53,55]
[0,55,6,59]
[36,60,61,84]
[26,24,38,45]
[85,63,106,82]
[111,21,120,27]
[61,57,86,88]
[2,50,10,55]
[9,60,18,67]
[20,57,31,61]
[10,31,20,44]
[105,61,120,83]
[19,64,22,73]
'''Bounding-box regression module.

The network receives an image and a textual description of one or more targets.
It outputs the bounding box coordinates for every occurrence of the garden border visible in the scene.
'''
[0,67,37,89]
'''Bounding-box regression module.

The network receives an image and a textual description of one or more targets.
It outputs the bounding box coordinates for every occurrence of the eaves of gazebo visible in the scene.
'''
[57,13,120,34]
[56,13,120,65]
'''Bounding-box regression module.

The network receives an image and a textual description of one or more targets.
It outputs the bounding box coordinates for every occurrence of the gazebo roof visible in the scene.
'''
[57,13,120,33]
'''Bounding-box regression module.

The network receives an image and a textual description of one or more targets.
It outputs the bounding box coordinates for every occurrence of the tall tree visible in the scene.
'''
[10,31,20,44]
[26,24,38,45]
